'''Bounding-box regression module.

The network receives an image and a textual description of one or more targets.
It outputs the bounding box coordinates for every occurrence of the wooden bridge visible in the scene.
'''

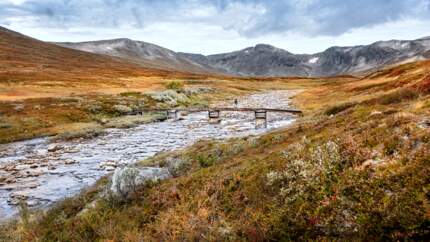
[131,107,302,128]
[133,107,302,115]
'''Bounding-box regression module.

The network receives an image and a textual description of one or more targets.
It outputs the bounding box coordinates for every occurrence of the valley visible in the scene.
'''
[0,24,429,241]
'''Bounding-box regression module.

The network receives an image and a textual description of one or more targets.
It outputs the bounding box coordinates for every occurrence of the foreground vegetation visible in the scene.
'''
[1,61,430,241]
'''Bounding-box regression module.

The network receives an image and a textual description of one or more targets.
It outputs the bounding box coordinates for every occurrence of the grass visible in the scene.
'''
[2,60,430,241]
[165,80,185,91]
[324,101,358,115]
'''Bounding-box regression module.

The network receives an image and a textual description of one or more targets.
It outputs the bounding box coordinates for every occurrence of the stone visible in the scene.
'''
[47,144,64,152]
[99,160,119,170]
[417,119,430,129]
[109,167,170,199]
[370,111,383,118]
[4,177,17,184]
[64,160,77,165]
[27,170,43,177]
[8,191,31,205]
[104,166,116,171]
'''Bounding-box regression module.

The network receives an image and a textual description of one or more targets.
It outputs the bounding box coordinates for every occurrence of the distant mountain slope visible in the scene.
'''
[54,32,430,77]
[180,37,430,77]
[56,39,220,74]
[0,26,180,84]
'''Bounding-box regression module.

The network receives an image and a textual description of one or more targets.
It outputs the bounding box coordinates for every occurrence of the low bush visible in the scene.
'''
[113,104,133,115]
[165,80,185,90]
[324,101,357,115]
[377,88,419,105]
[0,120,12,129]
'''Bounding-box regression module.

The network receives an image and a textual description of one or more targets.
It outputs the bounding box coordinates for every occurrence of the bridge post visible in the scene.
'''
[208,110,221,124]
[255,110,267,128]
[167,110,178,119]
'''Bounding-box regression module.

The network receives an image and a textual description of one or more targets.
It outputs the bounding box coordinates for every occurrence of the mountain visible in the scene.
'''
[0,26,182,84]
[56,39,221,74]
[180,44,311,76]
[49,31,430,77]
[180,37,430,77]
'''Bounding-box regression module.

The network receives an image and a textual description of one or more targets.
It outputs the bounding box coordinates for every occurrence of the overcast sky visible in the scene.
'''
[1,0,430,54]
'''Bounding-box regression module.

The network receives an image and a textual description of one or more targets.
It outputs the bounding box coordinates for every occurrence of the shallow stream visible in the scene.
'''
[0,91,298,219]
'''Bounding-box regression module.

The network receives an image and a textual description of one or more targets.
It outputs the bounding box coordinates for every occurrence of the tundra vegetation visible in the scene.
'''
[1,60,429,241]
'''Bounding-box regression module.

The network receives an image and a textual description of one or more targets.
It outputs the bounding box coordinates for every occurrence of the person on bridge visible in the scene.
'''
[234,99,238,106]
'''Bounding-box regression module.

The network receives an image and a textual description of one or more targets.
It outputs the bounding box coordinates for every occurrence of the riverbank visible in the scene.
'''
[2,61,428,241]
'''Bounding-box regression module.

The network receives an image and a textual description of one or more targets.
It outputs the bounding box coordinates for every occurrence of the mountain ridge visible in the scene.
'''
[57,35,430,77]
[56,38,222,75]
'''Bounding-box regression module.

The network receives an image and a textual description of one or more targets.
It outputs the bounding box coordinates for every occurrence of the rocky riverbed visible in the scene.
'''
[0,91,298,220]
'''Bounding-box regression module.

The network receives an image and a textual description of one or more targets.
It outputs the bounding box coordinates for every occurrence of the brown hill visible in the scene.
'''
[0,27,207,100]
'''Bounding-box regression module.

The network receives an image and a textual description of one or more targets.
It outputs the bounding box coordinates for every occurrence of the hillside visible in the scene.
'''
[0,27,206,100]
[3,60,429,240]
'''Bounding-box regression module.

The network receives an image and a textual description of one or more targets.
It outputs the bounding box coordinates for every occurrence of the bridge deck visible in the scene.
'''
[135,107,302,114]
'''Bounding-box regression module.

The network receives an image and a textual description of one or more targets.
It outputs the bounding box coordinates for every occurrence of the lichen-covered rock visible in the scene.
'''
[109,167,170,200]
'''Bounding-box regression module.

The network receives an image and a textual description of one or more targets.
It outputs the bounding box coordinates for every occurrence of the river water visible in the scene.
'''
[0,91,298,219]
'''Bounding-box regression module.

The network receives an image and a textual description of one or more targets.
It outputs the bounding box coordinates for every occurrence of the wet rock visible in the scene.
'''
[26,199,40,207]
[24,160,37,165]
[35,149,48,155]
[48,144,64,152]
[8,191,30,205]
[64,160,77,165]
[99,160,119,170]
[25,182,40,189]
[27,170,43,177]
[4,177,17,184]
[104,166,116,171]
[4,165,16,172]
[47,166,56,170]
[14,164,30,171]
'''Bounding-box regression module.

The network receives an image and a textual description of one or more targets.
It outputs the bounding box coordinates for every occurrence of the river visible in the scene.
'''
[0,90,298,219]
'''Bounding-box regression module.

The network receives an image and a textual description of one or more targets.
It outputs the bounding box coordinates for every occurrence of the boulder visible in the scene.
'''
[109,167,170,199]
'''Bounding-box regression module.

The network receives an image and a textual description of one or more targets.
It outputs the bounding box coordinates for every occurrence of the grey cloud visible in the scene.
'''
[223,0,430,36]
[0,0,429,37]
